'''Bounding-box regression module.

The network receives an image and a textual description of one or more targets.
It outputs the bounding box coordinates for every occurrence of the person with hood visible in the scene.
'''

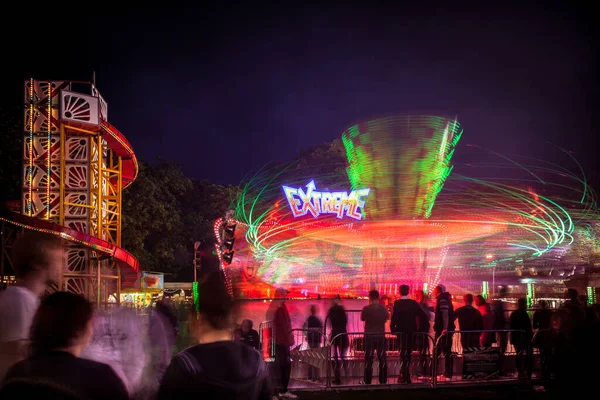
[157,272,272,400]
[433,284,455,378]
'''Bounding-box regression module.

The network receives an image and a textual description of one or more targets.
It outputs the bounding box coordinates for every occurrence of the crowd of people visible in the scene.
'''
[1,231,599,399]
[290,283,600,393]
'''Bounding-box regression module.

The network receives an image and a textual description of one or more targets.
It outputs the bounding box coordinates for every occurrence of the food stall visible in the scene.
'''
[120,271,165,311]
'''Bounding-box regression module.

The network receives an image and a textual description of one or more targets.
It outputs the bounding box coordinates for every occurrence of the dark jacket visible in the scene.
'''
[274,303,293,346]
[391,298,429,333]
[305,315,323,347]
[241,329,260,350]
[509,309,533,348]
[434,292,455,333]
[158,341,272,399]
[454,305,483,331]
[2,350,128,400]
[327,304,348,337]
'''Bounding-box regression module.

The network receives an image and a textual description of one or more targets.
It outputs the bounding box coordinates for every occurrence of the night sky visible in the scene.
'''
[2,3,598,187]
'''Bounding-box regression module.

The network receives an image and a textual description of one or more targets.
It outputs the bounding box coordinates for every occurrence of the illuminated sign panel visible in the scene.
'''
[282,180,370,220]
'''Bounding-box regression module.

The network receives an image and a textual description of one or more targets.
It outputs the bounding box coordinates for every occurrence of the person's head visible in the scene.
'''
[474,295,486,306]
[400,285,410,297]
[566,288,578,302]
[332,294,341,306]
[275,287,289,300]
[189,272,234,340]
[517,298,527,310]
[12,231,64,292]
[433,284,446,298]
[368,289,379,304]
[233,328,242,341]
[415,290,426,303]
[539,300,547,309]
[30,292,94,356]
[463,293,474,305]
[241,319,253,333]
[310,305,317,316]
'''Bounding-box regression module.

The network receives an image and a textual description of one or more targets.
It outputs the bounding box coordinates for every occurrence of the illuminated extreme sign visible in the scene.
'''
[282,181,370,220]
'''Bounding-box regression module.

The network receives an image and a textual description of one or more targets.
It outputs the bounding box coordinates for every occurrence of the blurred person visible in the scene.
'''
[509,298,533,377]
[327,295,348,385]
[158,272,272,399]
[492,286,508,354]
[233,328,243,341]
[533,300,552,331]
[532,300,554,378]
[381,295,393,318]
[454,294,483,349]
[414,290,433,375]
[433,284,454,378]
[361,289,388,384]
[391,285,428,383]
[149,299,177,380]
[0,292,128,399]
[241,319,260,350]
[81,307,148,396]
[304,305,323,381]
[0,232,63,381]
[265,287,295,399]
[474,295,494,346]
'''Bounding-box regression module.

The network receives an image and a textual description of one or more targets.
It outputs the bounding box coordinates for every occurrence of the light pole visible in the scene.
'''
[193,241,202,282]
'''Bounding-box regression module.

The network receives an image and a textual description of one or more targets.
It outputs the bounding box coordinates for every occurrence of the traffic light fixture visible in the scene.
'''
[193,241,203,282]
[221,215,236,265]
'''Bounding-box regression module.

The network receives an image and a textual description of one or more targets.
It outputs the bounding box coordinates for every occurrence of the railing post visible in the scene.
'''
[326,344,332,388]
[432,334,440,387]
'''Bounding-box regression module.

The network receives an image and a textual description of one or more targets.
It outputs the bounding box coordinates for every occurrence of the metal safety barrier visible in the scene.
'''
[325,331,436,388]
[258,320,276,362]
[432,329,533,385]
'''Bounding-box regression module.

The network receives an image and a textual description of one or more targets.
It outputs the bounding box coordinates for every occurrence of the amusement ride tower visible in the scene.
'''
[0,79,139,305]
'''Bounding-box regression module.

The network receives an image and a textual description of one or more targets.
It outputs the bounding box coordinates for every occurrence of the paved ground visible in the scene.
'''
[289,384,550,399]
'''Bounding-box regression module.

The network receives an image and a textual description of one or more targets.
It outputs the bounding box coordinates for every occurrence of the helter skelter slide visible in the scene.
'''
[0,79,140,305]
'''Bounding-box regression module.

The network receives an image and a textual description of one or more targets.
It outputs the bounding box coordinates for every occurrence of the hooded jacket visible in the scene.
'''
[434,292,455,333]
[157,341,272,399]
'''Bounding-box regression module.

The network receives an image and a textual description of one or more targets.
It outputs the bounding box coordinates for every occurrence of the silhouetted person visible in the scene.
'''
[327,295,348,385]
[492,286,508,354]
[158,272,272,400]
[149,300,177,379]
[533,300,552,331]
[454,294,483,349]
[0,292,128,400]
[361,290,388,384]
[391,285,428,383]
[304,305,323,381]
[0,232,64,381]
[268,288,295,399]
[532,300,553,378]
[240,319,260,350]
[474,295,494,346]
[433,284,454,378]
[509,298,533,377]
[233,328,243,341]
[414,290,433,372]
